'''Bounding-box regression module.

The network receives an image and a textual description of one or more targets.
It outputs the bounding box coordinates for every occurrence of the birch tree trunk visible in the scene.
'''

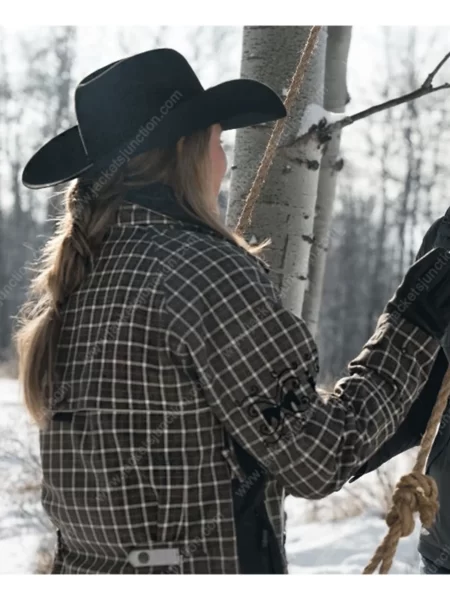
[302,26,352,335]
[228,26,327,316]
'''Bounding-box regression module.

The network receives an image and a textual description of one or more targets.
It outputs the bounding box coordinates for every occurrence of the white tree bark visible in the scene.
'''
[228,26,327,317]
[302,26,352,335]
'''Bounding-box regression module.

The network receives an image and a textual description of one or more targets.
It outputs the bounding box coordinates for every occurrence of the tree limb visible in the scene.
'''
[298,51,450,145]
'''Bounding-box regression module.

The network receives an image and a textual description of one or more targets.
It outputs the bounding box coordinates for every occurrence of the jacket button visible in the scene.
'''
[137,551,149,564]
[401,342,412,355]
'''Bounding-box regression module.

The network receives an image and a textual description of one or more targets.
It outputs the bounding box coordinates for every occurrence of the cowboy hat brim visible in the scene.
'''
[22,79,286,190]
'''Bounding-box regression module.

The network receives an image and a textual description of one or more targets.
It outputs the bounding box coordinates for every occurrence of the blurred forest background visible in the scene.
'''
[0,25,450,379]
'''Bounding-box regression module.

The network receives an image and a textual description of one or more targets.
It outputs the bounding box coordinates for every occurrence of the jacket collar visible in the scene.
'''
[116,181,233,241]
[115,181,270,274]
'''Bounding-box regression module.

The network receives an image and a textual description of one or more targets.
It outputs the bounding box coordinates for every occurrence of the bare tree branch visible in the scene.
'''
[296,51,450,145]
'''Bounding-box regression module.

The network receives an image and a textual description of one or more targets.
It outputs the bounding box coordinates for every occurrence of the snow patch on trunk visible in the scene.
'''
[297,102,347,137]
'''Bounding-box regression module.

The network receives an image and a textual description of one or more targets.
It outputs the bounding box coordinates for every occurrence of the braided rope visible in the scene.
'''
[235,26,322,236]
[363,367,450,574]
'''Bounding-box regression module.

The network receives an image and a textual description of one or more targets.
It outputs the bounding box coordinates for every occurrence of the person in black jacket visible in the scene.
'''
[351,208,450,574]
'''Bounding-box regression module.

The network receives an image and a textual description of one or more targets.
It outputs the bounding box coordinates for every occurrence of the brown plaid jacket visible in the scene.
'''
[40,184,439,574]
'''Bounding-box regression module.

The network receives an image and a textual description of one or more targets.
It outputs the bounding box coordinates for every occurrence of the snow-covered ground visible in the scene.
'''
[0,379,46,574]
[285,498,421,574]
[0,379,421,575]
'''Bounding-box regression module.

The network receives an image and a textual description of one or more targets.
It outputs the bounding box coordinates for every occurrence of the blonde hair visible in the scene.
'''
[14,126,270,428]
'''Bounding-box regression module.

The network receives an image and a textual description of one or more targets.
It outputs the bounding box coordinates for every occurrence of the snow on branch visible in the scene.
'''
[298,51,450,145]
[297,103,348,138]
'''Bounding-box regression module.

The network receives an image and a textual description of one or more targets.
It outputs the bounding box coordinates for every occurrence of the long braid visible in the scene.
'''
[15,173,124,427]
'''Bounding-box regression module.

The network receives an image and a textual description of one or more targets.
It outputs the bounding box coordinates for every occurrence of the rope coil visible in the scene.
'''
[363,367,450,574]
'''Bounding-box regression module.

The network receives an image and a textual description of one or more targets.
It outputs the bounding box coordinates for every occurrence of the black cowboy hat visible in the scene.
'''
[22,48,287,189]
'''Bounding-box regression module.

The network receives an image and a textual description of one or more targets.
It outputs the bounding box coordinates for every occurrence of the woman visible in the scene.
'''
[15,47,450,575]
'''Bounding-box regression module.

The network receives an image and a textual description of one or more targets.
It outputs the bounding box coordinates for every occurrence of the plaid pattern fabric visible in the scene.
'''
[40,191,440,574]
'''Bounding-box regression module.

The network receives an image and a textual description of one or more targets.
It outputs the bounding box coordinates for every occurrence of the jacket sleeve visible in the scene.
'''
[164,248,439,500]
[350,214,448,482]
[349,347,449,481]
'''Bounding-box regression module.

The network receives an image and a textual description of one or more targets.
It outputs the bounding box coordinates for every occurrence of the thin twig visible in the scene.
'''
[422,51,450,88]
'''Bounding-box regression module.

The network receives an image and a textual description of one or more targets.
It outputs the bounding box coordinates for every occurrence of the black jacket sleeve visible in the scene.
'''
[350,214,448,482]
